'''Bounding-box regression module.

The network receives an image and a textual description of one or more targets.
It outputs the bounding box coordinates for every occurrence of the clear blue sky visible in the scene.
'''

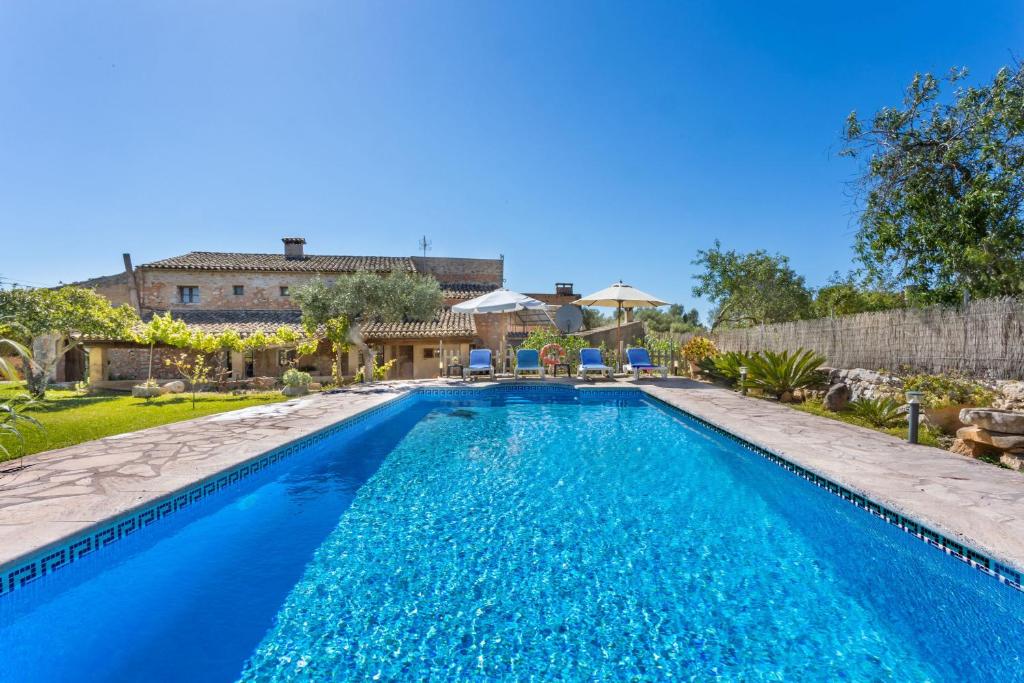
[1,2,1020,320]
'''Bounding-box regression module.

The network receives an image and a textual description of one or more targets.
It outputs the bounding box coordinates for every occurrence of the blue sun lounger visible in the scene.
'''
[625,347,668,380]
[576,347,613,380]
[463,348,494,380]
[514,348,545,379]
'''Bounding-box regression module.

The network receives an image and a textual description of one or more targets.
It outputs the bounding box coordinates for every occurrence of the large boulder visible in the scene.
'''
[1000,452,1024,471]
[823,383,851,411]
[956,425,1024,450]
[163,380,186,394]
[959,408,1024,435]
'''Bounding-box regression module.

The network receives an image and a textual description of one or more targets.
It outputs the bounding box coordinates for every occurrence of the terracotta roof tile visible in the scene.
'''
[140,252,415,273]
[441,283,498,300]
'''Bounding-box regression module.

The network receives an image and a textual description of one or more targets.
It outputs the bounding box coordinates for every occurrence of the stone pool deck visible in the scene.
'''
[1,377,1023,581]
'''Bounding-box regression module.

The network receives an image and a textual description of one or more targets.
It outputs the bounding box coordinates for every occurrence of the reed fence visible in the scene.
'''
[684,297,1024,379]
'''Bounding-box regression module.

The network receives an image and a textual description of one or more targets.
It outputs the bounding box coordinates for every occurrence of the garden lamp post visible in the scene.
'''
[739,366,748,395]
[906,391,924,444]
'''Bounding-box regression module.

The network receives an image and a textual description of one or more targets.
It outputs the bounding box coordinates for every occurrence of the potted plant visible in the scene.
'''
[682,336,718,377]
[131,378,163,399]
[903,373,996,434]
[282,368,312,397]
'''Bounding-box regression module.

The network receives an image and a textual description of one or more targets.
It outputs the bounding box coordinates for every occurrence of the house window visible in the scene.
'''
[178,286,200,304]
[233,285,244,296]
[423,348,436,359]
[280,286,290,297]
[278,349,296,367]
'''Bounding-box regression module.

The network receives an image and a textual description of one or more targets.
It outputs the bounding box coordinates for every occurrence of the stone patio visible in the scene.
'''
[1,377,1022,582]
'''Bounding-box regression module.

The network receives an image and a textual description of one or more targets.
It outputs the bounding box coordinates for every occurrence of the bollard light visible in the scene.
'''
[906,391,924,444]
[739,366,748,396]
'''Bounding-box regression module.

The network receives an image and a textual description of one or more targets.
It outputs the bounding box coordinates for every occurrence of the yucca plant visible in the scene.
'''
[848,396,905,427]
[0,395,42,460]
[697,351,752,386]
[741,348,826,399]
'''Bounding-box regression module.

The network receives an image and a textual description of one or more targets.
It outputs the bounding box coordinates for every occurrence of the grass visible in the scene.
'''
[0,384,287,461]
[790,397,944,448]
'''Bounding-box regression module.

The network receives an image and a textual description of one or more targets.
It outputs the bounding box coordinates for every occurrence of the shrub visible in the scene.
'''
[902,373,995,408]
[682,336,718,364]
[848,396,905,427]
[742,348,826,399]
[697,351,751,385]
[353,358,397,383]
[282,368,312,388]
[520,329,586,368]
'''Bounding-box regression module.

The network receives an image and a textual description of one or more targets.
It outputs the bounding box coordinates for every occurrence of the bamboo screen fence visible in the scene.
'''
[694,297,1024,379]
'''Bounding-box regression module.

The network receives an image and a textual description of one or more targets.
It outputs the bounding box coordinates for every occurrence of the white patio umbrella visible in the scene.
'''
[452,288,550,373]
[573,281,668,370]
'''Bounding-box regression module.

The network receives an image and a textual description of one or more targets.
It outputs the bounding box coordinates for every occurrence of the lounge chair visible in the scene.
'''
[625,347,668,380]
[514,348,545,379]
[463,348,495,381]
[576,347,613,380]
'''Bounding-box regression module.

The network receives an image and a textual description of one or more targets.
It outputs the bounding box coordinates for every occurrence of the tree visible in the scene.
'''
[164,352,212,409]
[841,64,1024,305]
[691,242,813,330]
[635,304,702,334]
[0,287,139,397]
[581,307,610,330]
[134,312,191,386]
[811,273,905,318]
[294,271,443,383]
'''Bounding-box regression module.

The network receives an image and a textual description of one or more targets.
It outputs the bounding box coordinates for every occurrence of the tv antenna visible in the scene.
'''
[418,235,432,257]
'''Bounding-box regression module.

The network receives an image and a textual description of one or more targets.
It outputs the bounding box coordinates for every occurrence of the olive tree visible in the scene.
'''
[294,271,443,382]
[841,64,1024,304]
[0,287,139,397]
[691,241,813,330]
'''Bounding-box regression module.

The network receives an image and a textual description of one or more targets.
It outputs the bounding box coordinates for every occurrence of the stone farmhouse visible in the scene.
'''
[71,237,577,384]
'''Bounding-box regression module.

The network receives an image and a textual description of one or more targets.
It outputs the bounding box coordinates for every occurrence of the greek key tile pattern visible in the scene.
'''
[2,383,1018,599]
[641,392,1023,594]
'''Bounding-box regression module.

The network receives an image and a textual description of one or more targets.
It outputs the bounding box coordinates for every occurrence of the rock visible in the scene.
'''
[779,391,794,403]
[252,376,277,390]
[956,426,1024,450]
[994,381,1024,411]
[308,382,322,391]
[950,438,1000,458]
[823,383,851,411]
[281,385,308,397]
[1000,452,1024,471]
[924,405,972,435]
[163,380,186,394]
[959,408,1024,435]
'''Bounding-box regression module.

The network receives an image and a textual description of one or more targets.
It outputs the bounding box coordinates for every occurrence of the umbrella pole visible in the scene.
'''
[616,301,622,372]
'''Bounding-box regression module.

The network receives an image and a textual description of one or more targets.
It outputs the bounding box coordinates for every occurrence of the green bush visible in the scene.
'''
[697,351,752,385]
[848,396,905,427]
[681,336,718,364]
[742,348,826,399]
[902,373,995,408]
[520,329,587,368]
[282,368,312,388]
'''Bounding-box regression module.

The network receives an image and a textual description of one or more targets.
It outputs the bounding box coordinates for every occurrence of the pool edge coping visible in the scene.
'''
[2,381,1021,599]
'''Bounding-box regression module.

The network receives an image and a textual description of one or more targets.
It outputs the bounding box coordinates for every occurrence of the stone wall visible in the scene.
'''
[137,270,319,311]
[826,367,1024,411]
[412,256,503,285]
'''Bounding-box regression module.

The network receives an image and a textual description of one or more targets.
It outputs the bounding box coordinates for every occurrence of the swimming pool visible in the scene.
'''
[0,387,1021,681]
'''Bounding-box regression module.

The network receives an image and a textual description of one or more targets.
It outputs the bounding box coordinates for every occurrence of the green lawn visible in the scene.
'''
[789,397,944,448]
[0,384,287,461]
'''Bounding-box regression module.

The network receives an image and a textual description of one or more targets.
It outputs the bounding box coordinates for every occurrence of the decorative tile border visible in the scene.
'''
[639,391,1024,594]
[3,382,1018,600]
[0,390,414,600]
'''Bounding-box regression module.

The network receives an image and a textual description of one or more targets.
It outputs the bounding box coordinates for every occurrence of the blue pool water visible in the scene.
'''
[0,389,1022,681]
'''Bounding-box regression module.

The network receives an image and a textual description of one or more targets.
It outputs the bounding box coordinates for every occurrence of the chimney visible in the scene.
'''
[282,237,306,260]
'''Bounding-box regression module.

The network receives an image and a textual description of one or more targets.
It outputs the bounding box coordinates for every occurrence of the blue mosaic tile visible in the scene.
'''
[1,383,1020,600]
